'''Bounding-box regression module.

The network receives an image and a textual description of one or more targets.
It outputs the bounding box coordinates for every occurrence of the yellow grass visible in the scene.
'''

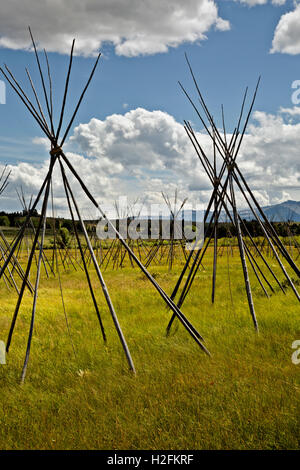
[0,245,299,449]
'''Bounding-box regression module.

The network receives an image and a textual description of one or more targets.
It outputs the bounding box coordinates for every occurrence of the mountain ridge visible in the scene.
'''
[179,199,300,222]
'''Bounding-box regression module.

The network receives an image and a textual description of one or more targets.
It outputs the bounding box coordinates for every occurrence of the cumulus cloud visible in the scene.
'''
[236,110,300,204]
[1,151,121,217]
[70,107,212,202]
[72,108,197,172]
[271,4,300,55]
[0,108,215,215]
[71,107,300,205]
[2,107,300,217]
[0,0,229,58]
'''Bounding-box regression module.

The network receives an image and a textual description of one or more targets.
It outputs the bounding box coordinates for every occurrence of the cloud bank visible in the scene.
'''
[0,0,229,58]
[1,107,300,216]
[271,4,300,55]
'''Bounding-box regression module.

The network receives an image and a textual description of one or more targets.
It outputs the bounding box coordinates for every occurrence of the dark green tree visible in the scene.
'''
[0,215,10,227]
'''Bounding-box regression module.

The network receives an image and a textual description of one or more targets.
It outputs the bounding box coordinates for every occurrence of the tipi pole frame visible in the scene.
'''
[60,160,135,371]
[6,163,54,353]
[60,152,209,352]
[60,162,107,343]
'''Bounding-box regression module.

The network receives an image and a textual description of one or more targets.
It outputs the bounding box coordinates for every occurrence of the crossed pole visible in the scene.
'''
[0,29,211,383]
[167,56,300,335]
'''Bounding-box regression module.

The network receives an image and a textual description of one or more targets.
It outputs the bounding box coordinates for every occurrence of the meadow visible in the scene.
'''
[0,240,299,450]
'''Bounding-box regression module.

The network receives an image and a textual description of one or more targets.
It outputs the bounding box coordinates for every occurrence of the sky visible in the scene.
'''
[0,0,300,217]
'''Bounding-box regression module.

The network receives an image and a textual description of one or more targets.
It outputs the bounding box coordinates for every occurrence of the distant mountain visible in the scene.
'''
[180,200,300,223]
[136,200,300,223]
[260,200,300,222]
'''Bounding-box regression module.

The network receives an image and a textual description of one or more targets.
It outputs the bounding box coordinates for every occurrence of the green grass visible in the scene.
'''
[0,247,299,450]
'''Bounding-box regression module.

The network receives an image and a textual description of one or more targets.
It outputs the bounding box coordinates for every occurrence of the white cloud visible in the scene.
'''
[0,0,229,58]
[2,107,300,217]
[72,108,195,172]
[271,0,287,4]
[271,4,300,55]
[71,107,212,200]
[236,110,300,203]
[69,106,300,207]
[279,105,300,116]
[234,0,286,6]
[235,1,268,5]
[2,152,122,217]
[32,137,49,149]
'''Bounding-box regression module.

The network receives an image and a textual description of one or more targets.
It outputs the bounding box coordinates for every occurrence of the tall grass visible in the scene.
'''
[0,247,299,449]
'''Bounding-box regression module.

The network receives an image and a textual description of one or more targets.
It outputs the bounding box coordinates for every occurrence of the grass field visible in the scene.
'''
[0,244,299,450]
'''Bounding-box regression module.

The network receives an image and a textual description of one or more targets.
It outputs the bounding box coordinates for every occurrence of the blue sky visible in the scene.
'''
[0,0,300,213]
[0,0,297,158]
